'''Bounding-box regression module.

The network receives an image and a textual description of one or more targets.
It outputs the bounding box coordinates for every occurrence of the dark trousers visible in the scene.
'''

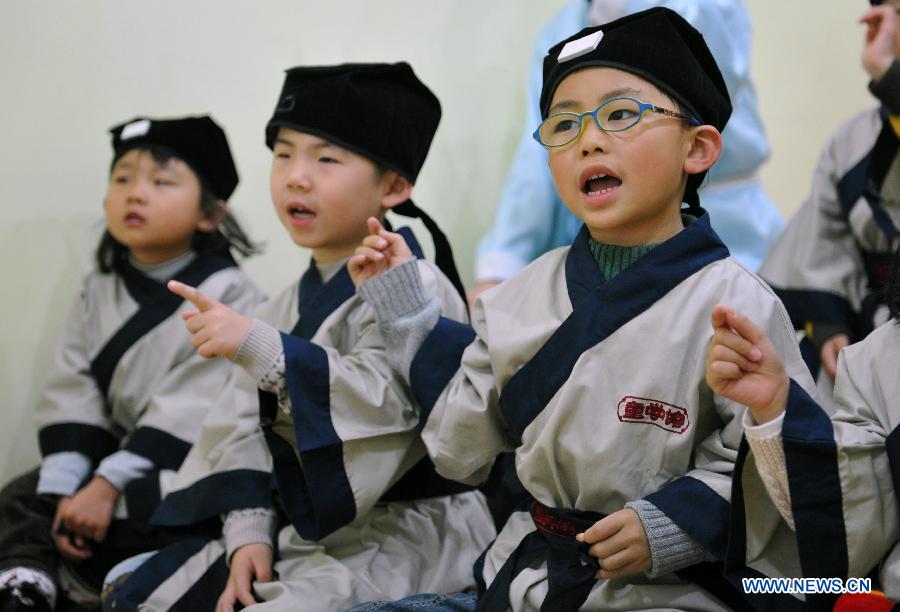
[0,467,59,577]
[0,467,220,598]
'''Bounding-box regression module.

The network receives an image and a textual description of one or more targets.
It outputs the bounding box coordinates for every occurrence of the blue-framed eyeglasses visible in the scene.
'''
[533,97,700,148]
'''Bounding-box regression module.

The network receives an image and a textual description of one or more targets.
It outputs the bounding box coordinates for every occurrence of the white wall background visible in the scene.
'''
[0,1,876,480]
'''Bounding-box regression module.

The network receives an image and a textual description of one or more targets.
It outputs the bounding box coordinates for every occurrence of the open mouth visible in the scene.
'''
[583,173,622,196]
[287,203,315,219]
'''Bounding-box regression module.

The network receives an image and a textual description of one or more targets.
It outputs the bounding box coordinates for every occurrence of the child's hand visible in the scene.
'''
[168,280,252,360]
[862,4,899,81]
[51,496,93,561]
[706,304,789,425]
[60,476,119,545]
[820,333,850,381]
[576,508,651,580]
[348,217,414,286]
[216,543,273,611]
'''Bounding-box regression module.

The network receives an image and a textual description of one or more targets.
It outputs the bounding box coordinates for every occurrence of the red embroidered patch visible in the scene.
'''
[617,396,689,434]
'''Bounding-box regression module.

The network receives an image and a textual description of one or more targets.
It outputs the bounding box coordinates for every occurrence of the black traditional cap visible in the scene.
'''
[265,63,441,183]
[110,115,239,201]
[265,63,466,302]
[540,7,732,206]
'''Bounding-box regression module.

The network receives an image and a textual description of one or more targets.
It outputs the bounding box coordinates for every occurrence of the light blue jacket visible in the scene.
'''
[476,0,784,279]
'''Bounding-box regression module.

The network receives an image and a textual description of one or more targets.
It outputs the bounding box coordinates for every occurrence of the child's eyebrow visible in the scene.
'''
[547,87,643,115]
[273,135,344,153]
[309,141,339,151]
[598,87,643,102]
[155,162,181,173]
[273,136,296,149]
[547,100,580,115]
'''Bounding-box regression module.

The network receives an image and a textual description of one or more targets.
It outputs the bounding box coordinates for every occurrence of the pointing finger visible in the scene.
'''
[168,280,218,312]
[366,216,384,237]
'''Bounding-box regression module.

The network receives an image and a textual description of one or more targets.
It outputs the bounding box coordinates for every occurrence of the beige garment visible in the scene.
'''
[419,236,814,610]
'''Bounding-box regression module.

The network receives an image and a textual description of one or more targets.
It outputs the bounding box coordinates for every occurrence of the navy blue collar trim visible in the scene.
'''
[291,226,423,340]
[294,262,355,340]
[838,112,900,238]
[116,251,236,306]
[257,227,426,540]
[501,211,729,444]
[90,252,237,399]
[565,210,727,307]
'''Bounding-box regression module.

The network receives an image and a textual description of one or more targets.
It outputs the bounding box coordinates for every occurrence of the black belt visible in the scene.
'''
[475,499,752,612]
[475,499,603,612]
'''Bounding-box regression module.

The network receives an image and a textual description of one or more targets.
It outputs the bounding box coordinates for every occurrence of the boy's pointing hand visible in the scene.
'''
[168,280,251,360]
[348,217,414,286]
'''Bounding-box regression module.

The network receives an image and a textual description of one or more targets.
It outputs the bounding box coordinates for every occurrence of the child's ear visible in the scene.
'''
[197,200,227,232]
[683,125,723,176]
[380,171,414,209]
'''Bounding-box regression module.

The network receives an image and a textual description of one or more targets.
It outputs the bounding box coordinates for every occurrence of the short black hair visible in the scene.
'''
[96,144,260,273]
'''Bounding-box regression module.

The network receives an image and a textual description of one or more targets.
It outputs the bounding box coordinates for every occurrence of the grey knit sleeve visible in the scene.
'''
[234,320,289,408]
[625,499,714,578]
[357,259,441,378]
[222,508,278,563]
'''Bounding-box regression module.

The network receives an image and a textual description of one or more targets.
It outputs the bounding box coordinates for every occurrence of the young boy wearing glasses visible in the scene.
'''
[348,8,814,610]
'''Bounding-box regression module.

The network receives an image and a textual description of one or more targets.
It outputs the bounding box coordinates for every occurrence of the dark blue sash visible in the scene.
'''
[476,499,754,612]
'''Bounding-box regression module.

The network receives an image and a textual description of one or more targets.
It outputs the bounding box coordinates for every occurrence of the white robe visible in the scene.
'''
[760,107,900,405]
[405,216,814,610]
[34,253,264,522]
[118,253,495,611]
[729,319,900,607]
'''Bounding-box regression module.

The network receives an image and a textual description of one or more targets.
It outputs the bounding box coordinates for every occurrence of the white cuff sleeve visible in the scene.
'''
[743,410,785,437]
[95,450,155,491]
[37,452,92,496]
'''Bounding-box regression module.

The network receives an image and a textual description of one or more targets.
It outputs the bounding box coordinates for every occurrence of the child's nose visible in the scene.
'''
[579,116,609,156]
[126,179,150,202]
[286,160,312,190]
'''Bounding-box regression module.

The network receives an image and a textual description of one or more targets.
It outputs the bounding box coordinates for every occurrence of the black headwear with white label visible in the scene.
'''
[540,7,733,207]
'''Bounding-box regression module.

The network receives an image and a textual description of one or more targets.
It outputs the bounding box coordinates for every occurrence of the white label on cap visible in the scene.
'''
[120,119,151,140]
[557,31,604,63]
